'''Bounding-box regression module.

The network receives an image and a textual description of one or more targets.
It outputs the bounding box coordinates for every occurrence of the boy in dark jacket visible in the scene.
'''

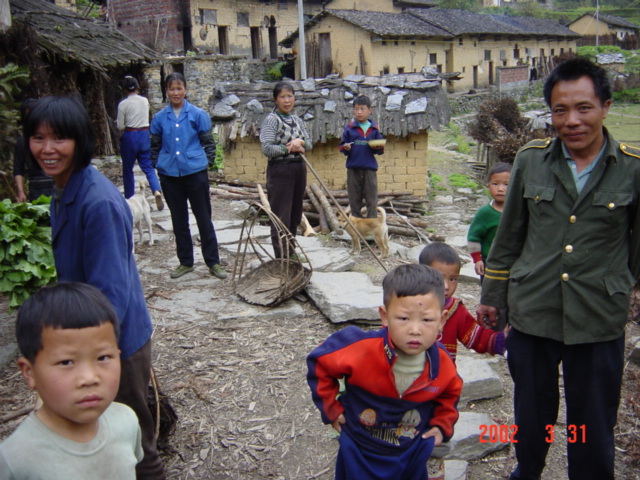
[339,95,384,218]
[307,264,462,480]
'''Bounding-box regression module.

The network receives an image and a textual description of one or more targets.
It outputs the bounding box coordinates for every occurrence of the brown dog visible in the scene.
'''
[341,207,390,258]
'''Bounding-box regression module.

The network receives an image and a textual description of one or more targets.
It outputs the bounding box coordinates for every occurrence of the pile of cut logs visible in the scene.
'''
[211,182,444,243]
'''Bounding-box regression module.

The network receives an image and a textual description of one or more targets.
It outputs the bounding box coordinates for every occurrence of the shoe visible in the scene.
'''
[154,191,164,211]
[209,264,228,279]
[289,252,308,263]
[170,265,194,278]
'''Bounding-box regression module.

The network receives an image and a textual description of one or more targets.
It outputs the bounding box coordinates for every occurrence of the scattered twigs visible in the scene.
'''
[388,200,432,244]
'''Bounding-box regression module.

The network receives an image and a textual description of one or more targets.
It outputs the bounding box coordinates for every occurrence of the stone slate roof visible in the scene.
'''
[9,0,159,72]
[281,7,579,45]
[570,12,639,31]
[408,8,581,37]
[209,70,451,146]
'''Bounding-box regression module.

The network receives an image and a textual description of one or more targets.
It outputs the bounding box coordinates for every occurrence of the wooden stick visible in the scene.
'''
[310,183,343,234]
[305,187,330,234]
[389,200,432,244]
[302,155,387,272]
[301,214,316,237]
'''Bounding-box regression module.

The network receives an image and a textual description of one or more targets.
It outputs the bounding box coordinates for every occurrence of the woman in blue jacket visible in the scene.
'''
[150,72,226,279]
[24,96,165,480]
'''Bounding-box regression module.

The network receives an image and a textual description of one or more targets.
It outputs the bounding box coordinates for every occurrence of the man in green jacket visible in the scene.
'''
[477,57,640,480]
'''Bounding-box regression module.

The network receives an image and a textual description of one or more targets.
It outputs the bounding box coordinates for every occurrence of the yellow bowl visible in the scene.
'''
[368,139,387,147]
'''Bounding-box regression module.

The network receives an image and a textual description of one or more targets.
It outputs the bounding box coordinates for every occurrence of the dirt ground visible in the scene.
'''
[1,134,640,480]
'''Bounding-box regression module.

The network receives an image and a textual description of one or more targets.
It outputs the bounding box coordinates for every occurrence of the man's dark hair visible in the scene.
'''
[16,283,120,363]
[418,243,461,269]
[487,162,513,181]
[382,264,445,308]
[543,57,611,107]
[24,96,96,170]
[353,95,372,108]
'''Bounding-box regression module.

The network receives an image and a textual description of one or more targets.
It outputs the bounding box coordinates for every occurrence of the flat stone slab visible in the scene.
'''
[150,288,304,327]
[304,248,356,273]
[445,459,468,480]
[629,337,640,364]
[216,226,271,245]
[306,271,382,323]
[457,354,504,405]
[214,220,245,231]
[433,412,509,460]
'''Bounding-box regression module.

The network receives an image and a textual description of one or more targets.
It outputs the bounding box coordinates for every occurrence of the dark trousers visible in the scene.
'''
[347,168,378,218]
[506,328,624,480]
[116,340,166,480]
[160,169,220,268]
[121,130,161,198]
[266,161,306,258]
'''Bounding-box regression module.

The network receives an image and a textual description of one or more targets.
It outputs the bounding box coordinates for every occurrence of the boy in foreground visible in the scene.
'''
[0,283,143,479]
[307,264,462,480]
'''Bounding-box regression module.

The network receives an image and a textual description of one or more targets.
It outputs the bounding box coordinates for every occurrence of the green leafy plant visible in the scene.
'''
[211,132,224,171]
[0,197,56,310]
[265,62,286,82]
[445,123,470,154]
[429,173,446,192]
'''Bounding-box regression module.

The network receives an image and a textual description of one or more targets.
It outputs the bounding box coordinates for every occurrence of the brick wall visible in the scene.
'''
[223,134,430,197]
[111,0,184,52]
[496,66,530,93]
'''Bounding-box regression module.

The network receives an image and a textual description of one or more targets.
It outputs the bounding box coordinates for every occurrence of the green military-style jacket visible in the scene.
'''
[481,128,640,344]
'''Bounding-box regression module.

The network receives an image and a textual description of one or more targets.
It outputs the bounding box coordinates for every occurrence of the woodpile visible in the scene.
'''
[211,182,444,243]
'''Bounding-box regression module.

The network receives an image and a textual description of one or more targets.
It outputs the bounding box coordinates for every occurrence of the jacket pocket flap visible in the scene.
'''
[592,192,632,209]
[603,272,634,296]
[523,185,555,203]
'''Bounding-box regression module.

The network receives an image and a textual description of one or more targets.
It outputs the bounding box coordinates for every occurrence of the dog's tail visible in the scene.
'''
[377,206,387,222]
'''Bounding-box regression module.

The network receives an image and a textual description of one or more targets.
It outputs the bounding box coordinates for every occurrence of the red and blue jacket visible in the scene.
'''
[307,326,462,455]
[339,119,385,170]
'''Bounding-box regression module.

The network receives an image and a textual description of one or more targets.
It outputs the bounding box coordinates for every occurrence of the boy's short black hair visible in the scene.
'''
[382,264,445,308]
[353,95,372,108]
[487,162,512,181]
[16,283,120,363]
[24,96,96,170]
[543,57,611,107]
[122,75,140,92]
[418,243,461,269]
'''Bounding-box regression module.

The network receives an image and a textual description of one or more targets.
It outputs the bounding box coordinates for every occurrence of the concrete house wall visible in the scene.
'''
[569,15,637,40]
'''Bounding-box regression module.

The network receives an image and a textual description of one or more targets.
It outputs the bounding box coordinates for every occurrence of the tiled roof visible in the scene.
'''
[281,7,580,45]
[570,12,639,30]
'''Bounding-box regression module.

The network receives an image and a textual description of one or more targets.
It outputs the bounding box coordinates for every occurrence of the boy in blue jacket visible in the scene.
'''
[340,95,385,218]
[307,264,463,480]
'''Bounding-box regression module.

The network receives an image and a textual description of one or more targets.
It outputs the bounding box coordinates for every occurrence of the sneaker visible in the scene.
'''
[209,264,228,279]
[170,265,194,278]
[154,191,164,211]
[289,252,308,263]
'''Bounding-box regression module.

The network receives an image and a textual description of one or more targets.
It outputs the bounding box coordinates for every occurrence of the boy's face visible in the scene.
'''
[430,261,460,299]
[380,292,445,356]
[353,104,373,123]
[488,172,510,206]
[18,323,121,440]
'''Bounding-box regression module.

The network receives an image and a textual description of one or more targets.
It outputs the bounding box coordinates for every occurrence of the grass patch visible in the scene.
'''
[429,173,447,192]
[446,123,471,154]
[448,173,478,189]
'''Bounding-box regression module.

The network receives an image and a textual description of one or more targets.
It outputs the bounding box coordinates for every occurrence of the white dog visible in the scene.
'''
[126,183,154,250]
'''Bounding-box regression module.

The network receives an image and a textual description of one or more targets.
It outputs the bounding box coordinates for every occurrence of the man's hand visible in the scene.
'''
[422,426,443,446]
[331,414,346,433]
[476,304,498,328]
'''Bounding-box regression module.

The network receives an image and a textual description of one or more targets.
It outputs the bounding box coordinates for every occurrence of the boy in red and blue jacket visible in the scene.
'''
[307,264,462,480]
[339,95,385,218]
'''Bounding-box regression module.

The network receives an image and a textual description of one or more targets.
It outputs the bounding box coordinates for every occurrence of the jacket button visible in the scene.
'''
[565,245,573,253]
[535,195,540,201]
[569,215,577,223]
[561,273,570,281]
[608,202,615,209]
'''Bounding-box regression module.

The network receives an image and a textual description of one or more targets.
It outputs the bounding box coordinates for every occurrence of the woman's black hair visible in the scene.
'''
[166,72,187,88]
[23,96,96,170]
[123,75,140,92]
[16,282,120,364]
[273,81,295,100]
